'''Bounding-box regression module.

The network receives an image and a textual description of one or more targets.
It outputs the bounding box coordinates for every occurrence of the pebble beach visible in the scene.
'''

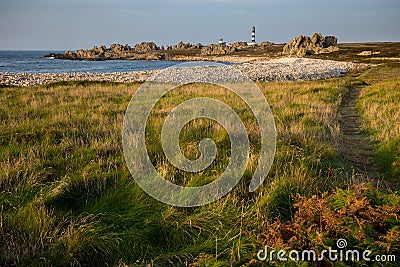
[0,58,359,87]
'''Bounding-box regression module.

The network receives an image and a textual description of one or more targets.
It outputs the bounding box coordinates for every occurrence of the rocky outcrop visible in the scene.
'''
[200,45,237,55]
[45,40,206,61]
[45,43,162,61]
[134,42,158,53]
[170,42,203,50]
[43,39,280,61]
[323,36,338,48]
[172,41,192,50]
[192,43,203,49]
[45,44,134,60]
[230,42,248,49]
[283,33,339,57]
[103,44,132,59]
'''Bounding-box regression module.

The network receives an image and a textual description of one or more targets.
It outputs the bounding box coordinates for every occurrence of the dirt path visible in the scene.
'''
[338,84,378,179]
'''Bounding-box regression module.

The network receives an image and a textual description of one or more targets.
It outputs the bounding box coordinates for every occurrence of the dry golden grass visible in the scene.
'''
[358,80,400,142]
[0,63,399,265]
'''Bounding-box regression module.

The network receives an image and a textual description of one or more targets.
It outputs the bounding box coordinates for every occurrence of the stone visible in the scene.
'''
[2,58,357,87]
[323,36,338,48]
[283,33,340,57]
[230,42,248,49]
[192,43,203,49]
[311,33,324,46]
[172,41,193,50]
[134,42,158,53]
[357,51,381,56]
[75,49,85,58]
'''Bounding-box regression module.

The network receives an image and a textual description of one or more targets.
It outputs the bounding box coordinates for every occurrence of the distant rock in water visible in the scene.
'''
[44,41,205,61]
[283,33,339,57]
[44,42,165,61]
[44,39,283,60]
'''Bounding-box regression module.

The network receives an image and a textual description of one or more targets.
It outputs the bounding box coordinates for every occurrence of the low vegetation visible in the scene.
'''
[357,67,400,180]
[0,63,399,266]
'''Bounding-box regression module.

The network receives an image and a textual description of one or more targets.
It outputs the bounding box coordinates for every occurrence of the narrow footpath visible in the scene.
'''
[338,84,378,180]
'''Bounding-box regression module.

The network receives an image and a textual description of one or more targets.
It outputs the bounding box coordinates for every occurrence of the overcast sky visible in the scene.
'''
[0,0,399,50]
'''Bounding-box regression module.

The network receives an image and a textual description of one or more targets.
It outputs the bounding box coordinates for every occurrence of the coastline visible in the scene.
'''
[167,55,278,63]
[0,58,360,87]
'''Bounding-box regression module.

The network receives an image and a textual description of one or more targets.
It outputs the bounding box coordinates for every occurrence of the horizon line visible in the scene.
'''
[1,40,400,52]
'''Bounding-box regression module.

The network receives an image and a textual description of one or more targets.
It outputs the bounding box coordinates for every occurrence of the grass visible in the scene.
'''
[357,70,400,180]
[162,41,400,64]
[312,42,400,64]
[0,63,399,266]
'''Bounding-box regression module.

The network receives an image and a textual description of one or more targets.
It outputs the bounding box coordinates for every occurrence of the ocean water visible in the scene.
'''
[0,50,183,73]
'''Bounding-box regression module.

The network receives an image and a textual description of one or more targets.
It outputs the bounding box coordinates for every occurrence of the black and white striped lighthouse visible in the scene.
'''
[251,26,256,44]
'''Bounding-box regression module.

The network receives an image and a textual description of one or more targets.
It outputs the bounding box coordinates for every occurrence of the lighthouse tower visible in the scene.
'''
[248,26,256,46]
[252,26,256,44]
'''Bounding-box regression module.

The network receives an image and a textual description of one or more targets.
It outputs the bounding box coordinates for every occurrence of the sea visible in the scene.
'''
[0,50,183,73]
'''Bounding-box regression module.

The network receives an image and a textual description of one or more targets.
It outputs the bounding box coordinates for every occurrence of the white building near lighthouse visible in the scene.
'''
[218,37,226,46]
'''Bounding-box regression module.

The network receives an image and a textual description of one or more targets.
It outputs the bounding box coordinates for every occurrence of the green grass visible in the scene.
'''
[357,77,400,180]
[1,64,399,266]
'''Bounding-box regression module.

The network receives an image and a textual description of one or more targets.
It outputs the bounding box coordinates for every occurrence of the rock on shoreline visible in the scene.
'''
[44,41,206,61]
[44,41,275,61]
[45,42,167,61]
[46,33,340,61]
[0,58,359,87]
[283,33,340,57]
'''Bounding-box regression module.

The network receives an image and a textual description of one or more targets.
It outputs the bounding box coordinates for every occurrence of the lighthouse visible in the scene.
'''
[252,26,256,44]
[248,26,256,46]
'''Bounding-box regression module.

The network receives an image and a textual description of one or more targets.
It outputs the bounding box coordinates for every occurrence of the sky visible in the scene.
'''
[0,0,399,50]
